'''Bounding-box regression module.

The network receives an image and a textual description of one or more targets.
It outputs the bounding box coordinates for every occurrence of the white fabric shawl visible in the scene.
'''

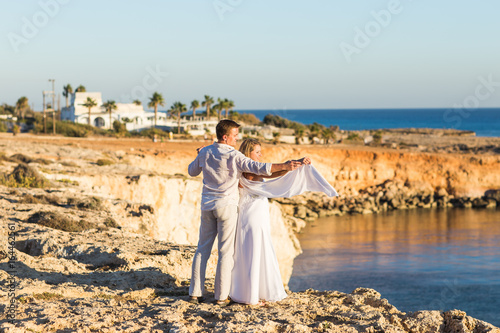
[239,164,338,198]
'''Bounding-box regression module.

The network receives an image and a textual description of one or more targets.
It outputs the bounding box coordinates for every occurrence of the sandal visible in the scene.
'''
[215,299,231,307]
[188,296,205,304]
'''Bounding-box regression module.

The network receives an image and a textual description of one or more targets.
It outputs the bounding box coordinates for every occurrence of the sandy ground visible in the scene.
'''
[6,130,500,155]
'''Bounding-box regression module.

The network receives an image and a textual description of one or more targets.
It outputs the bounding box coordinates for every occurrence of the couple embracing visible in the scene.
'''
[188,120,337,306]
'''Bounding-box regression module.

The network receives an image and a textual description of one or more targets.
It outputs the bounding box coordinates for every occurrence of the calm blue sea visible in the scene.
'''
[237,108,500,137]
[290,209,500,326]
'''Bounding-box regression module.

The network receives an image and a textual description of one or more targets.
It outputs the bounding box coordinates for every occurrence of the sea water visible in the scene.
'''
[289,208,500,326]
[238,108,500,137]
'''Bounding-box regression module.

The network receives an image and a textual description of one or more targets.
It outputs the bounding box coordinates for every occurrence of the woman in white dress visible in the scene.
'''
[230,139,337,305]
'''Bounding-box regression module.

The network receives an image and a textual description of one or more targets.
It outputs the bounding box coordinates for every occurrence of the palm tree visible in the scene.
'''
[148,92,165,128]
[221,98,234,118]
[62,84,73,108]
[322,128,334,144]
[201,95,214,119]
[216,98,227,120]
[221,98,228,119]
[15,96,29,119]
[191,100,200,119]
[227,99,235,118]
[81,97,97,126]
[103,100,117,130]
[212,100,222,121]
[133,99,142,106]
[75,85,86,93]
[294,128,305,144]
[168,101,187,134]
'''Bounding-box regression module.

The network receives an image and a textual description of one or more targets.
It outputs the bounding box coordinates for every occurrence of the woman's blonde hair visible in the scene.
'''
[239,138,261,158]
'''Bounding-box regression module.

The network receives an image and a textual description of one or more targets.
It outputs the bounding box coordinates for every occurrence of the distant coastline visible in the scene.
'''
[235,108,500,137]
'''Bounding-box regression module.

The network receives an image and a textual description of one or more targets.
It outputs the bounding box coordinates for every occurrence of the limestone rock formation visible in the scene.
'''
[0,135,499,331]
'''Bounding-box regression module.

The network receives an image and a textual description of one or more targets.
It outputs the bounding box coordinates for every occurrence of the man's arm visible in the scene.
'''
[236,153,308,176]
[270,160,303,173]
[188,155,202,177]
[188,145,210,176]
[257,157,312,178]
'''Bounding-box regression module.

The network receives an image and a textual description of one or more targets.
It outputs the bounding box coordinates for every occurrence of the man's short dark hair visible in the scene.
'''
[216,119,240,141]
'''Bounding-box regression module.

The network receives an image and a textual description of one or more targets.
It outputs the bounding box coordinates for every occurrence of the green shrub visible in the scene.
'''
[272,132,281,144]
[262,114,306,132]
[96,159,114,166]
[34,158,53,165]
[0,163,50,188]
[61,161,78,167]
[230,112,260,125]
[372,130,383,144]
[138,127,168,140]
[19,193,61,205]
[12,125,20,135]
[67,196,103,211]
[27,211,95,232]
[104,217,119,228]
[0,152,11,162]
[10,154,33,164]
[32,292,64,301]
[113,120,127,134]
[347,132,362,141]
[32,118,110,137]
[9,154,52,166]
[57,178,79,186]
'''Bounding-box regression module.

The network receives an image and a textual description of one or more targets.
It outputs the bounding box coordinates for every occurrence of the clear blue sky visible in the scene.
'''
[1,0,499,110]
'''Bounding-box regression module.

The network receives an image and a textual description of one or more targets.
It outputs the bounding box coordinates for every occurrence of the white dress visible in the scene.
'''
[230,165,338,304]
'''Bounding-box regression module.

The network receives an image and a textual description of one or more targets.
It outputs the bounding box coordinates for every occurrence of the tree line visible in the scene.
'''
[66,85,236,134]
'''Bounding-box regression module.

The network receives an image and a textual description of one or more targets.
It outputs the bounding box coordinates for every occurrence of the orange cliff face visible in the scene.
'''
[5,134,499,198]
[121,141,500,198]
[259,145,500,198]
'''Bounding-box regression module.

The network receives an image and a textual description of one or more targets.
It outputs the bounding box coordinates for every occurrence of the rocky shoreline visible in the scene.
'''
[274,179,500,224]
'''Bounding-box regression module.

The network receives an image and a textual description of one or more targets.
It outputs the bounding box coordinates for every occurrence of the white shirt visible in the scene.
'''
[188,143,272,211]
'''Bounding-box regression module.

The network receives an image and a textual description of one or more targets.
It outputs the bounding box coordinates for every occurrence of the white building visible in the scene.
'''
[61,92,218,135]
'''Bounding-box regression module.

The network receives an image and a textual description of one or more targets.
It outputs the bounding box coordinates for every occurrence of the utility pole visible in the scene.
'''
[43,92,47,133]
[49,79,55,134]
[43,89,54,135]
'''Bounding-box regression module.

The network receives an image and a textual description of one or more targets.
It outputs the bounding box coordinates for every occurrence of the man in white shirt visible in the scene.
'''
[188,119,304,305]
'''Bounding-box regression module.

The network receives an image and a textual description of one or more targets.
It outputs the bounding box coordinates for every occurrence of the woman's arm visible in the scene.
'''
[242,172,262,181]
[245,157,311,180]
[261,170,288,179]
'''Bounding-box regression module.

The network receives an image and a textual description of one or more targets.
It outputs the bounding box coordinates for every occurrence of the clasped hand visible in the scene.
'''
[285,156,311,171]
[295,156,311,165]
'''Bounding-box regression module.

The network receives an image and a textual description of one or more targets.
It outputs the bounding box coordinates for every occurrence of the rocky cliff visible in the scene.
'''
[0,134,499,331]
[1,215,498,332]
